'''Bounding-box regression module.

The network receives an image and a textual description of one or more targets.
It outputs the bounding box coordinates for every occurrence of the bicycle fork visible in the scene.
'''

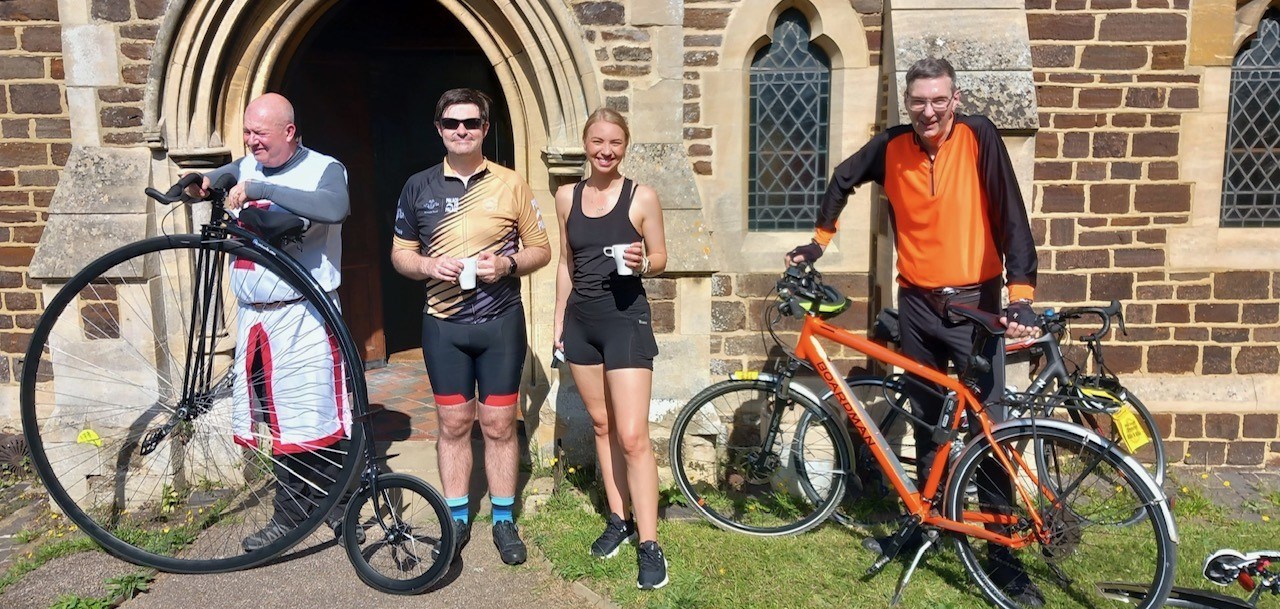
[141,239,228,456]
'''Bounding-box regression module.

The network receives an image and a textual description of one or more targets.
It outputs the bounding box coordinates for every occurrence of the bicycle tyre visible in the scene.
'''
[342,472,454,594]
[669,379,851,536]
[21,234,366,573]
[1053,384,1166,489]
[943,421,1176,609]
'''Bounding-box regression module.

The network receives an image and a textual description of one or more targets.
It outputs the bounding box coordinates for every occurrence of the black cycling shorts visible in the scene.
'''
[421,306,526,407]
[562,292,659,371]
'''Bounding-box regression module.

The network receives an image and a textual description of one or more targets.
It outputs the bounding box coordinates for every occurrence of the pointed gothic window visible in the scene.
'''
[1221,9,1280,227]
[748,9,831,231]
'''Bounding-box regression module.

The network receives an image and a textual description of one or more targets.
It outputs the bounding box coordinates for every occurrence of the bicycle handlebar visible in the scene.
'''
[145,173,235,205]
[1040,299,1126,341]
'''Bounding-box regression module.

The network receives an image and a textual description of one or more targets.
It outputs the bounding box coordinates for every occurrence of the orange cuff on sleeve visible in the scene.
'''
[1008,283,1035,302]
[814,225,838,247]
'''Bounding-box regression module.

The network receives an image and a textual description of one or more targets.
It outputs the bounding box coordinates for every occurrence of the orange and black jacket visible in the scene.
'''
[814,114,1037,302]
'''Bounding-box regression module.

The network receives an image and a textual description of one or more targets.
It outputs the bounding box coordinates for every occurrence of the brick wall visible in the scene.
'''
[1028,0,1279,377]
[0,0,164,390]
[1027,0,1279,466]
[90,0,164,146]
[0,0,66,386]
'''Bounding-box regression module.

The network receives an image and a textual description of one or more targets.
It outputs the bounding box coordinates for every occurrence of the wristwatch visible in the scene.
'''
[506,255,518,277]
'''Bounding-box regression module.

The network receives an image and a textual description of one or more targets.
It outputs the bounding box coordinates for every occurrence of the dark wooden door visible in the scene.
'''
[279,0,515,363]
[285,57,387,366]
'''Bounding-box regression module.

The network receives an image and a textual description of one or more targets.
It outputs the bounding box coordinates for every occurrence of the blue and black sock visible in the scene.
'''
[447,495,469,524]
[491,495,515,524]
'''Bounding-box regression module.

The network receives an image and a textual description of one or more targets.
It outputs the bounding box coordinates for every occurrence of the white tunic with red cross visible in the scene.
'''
[225,149,350,454]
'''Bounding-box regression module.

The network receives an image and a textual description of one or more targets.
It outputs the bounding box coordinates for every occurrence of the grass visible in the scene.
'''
[0,499,224,596]
[42,571,155,609]
[523,487,1280,609]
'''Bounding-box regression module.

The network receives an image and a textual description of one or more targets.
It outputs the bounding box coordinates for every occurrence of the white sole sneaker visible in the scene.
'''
[637,558,669,590]
[592,532,637,559]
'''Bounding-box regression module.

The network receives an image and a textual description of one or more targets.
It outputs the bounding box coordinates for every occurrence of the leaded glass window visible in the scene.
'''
[1221,9,1280,227]
[748,10,830,231]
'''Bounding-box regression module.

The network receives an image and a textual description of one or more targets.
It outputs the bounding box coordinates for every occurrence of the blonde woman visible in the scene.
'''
[553,108,669,589]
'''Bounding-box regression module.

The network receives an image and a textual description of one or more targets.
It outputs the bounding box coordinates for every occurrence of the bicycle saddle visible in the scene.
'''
[238,207,309,246]
[945,303,1005,337]
[1204,549,1250,586]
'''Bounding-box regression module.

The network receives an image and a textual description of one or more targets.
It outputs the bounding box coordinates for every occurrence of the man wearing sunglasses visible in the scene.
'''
[391,88,551,566]
[786,57,1043,607]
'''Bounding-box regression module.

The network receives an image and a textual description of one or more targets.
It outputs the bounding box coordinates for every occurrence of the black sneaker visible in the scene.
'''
[988,546,1045,608]
[433,518,472,561]
[636,540,669,590]
[492,521,527,565]
[590,513,637,558]
[328,518,366,545]
[242,521,289,553]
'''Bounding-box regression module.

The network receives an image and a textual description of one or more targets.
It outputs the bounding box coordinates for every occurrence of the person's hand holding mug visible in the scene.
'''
[476,252,505,284]
[602,241,644,276]
[425,255,465,284]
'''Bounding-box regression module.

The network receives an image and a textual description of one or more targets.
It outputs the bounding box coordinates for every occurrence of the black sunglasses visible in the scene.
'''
[438,117,485,130]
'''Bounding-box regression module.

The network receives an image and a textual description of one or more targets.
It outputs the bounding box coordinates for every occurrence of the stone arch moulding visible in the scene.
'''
[142,0,598,176]
[1172,0,1280,270]
[699,0,877,273]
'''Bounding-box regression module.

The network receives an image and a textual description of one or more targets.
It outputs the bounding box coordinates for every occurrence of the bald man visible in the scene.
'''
[190,93,356,552]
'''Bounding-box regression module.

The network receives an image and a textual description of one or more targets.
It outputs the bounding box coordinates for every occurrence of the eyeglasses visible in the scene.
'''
[438,117,485,130]
[905,96,954,112]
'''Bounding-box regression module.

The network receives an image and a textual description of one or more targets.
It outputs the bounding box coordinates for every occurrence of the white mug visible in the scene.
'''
[458,257,478,290]
[601,243,633,276]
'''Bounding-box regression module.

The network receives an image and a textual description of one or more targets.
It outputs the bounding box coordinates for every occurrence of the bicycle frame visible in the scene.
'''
[794,312,1051,548]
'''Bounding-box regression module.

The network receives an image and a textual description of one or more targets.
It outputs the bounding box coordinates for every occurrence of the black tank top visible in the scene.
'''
[567,178,645,302]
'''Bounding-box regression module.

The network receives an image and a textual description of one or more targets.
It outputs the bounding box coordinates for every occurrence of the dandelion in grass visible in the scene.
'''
[719,568,727,575]
[162,527,170,533]
[1224,480,1231,487]
[568,467,576,474]
[68,525,77,531]
[1263,515,1271,522]
[1201,473,1209,479]
[1182,486,1189,493]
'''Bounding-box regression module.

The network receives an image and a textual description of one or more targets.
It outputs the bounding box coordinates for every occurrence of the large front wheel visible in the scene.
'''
[21,235,366,573]
[669,379,851,536]
[943,422,1176,609]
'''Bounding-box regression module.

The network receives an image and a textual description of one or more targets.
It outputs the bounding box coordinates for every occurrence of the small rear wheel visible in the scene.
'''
[669,379,851,536]
[342,473,454,594]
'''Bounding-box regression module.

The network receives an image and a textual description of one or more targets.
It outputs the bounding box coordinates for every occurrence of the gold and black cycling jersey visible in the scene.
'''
[393,159,550,324]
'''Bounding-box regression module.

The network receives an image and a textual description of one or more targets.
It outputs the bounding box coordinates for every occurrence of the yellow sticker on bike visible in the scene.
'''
[1112,404,1151,454]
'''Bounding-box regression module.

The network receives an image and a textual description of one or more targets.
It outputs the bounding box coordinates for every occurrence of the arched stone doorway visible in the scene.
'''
[146,0,597,365]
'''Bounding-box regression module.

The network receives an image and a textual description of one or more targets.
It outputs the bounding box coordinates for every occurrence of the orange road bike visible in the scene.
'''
[669,264,1177,608]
